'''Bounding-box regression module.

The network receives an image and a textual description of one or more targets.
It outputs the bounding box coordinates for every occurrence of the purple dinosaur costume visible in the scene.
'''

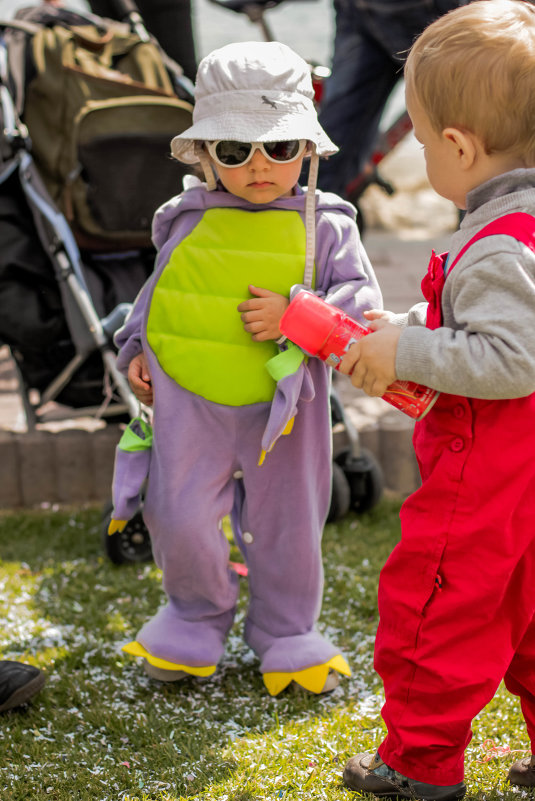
[112,41,382,694]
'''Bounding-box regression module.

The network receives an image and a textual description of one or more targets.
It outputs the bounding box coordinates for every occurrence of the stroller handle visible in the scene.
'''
[107,0,151,42]
[110,0,142,17]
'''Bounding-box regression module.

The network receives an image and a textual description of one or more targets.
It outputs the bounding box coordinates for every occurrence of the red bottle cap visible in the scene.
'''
[280,292,341,354]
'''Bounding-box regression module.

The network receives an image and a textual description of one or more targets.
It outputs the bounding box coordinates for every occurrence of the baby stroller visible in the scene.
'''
[0,1,194,426]
[0,2,382,565]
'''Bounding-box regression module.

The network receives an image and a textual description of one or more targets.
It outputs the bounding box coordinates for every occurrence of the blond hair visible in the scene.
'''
[405,0,535,165]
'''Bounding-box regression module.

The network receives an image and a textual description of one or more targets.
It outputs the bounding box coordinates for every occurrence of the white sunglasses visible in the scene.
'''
[206,139,308,168]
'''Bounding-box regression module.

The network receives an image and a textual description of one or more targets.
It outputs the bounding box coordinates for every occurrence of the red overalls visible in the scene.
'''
[375,214,535,785]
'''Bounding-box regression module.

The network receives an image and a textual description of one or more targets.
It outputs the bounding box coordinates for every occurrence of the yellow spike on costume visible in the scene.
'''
[263,671,293,697]
[257,417,296,466]
[263,654,350,696]
[122,641,216,677]
[281,417,295,436]
[108,519,127,535]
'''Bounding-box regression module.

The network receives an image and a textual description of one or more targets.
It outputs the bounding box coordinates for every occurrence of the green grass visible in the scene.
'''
[0,499,530,801]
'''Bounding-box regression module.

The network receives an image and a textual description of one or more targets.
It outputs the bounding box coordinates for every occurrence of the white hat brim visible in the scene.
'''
[171,90,338,163]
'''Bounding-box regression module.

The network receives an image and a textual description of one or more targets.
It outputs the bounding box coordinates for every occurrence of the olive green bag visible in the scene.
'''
[15,18,193,248]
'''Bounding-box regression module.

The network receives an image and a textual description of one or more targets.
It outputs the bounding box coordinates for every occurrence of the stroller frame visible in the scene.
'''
[3,155,138,426]
[0,8,179,428]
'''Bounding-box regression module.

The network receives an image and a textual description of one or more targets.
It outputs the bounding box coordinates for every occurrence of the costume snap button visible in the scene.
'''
[450,438,464,452]
[453,405,465,419]
[243,531,254,544]
[233,470,244,479]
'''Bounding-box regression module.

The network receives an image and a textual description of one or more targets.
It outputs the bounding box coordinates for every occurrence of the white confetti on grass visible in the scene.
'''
[1,504,530,801]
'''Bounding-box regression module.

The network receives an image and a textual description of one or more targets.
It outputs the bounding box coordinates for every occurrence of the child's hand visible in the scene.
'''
[128,352,153,406]
[339,319,401,397]
[363,308,396,324]
[237,285,289,341]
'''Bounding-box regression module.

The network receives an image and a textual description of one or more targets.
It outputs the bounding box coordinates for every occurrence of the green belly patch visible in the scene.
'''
[147,207,309,405]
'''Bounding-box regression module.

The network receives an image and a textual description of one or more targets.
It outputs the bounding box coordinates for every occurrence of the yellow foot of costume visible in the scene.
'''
[122,641,217,682]
[263,654,351,696]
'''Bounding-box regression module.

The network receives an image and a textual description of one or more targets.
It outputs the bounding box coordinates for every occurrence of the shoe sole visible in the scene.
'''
[0,671,47,712]
[320,670,340,693]
[143,659,188,682]
[344,782,466,800]
[343,775,412,799]
[343,756,466,801]
[345,785,466,801]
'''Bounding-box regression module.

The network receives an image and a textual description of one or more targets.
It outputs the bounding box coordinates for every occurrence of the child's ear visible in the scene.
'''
[442,127,477,169]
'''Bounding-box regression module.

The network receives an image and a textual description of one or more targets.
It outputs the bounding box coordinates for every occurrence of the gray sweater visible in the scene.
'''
[395,168,535,399]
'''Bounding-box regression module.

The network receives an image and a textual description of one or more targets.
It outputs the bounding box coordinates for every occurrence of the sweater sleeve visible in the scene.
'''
[395,236,535,398]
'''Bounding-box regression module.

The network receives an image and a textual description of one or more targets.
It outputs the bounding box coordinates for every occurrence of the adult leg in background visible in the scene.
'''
[318,0,467,197]
[317,0,399,195]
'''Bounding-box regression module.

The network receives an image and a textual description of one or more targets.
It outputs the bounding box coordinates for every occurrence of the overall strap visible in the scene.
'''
[447,212,535,275]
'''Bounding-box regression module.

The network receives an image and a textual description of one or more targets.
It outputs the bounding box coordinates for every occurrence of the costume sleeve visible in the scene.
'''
[290,210,383,322]
[396,237,535,398]
[114,278,154,373]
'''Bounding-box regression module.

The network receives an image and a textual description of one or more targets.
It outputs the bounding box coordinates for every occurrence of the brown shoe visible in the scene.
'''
[508,755,535,787]
[0,661,46,712]
[343,752,466,800]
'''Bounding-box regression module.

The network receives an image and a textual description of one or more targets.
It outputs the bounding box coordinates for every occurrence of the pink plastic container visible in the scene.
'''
[280,292,439,421]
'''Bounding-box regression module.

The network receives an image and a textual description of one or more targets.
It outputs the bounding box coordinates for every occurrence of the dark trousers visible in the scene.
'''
[317,0,466,195]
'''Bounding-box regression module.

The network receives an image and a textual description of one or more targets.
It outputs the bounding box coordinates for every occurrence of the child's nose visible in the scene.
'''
[249,147,270,168]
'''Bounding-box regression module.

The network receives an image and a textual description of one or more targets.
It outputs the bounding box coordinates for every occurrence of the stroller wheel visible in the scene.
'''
[344,448,384,513]
[101,503,153,565]
[327,461,351,523]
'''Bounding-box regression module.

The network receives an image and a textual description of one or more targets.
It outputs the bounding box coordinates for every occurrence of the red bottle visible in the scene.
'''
[280,292,439,421]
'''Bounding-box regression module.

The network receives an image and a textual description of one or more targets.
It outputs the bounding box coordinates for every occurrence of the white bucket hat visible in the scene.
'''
[171,41,338,290]
[170,40,338,164]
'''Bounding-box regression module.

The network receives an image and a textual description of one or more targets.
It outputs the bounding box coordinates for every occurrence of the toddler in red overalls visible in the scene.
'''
[339,1,535,799]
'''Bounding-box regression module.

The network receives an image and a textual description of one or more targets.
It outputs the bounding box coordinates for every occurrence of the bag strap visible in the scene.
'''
[1,4,114,32]
[447,212,535,275]
[0,19,42,34]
